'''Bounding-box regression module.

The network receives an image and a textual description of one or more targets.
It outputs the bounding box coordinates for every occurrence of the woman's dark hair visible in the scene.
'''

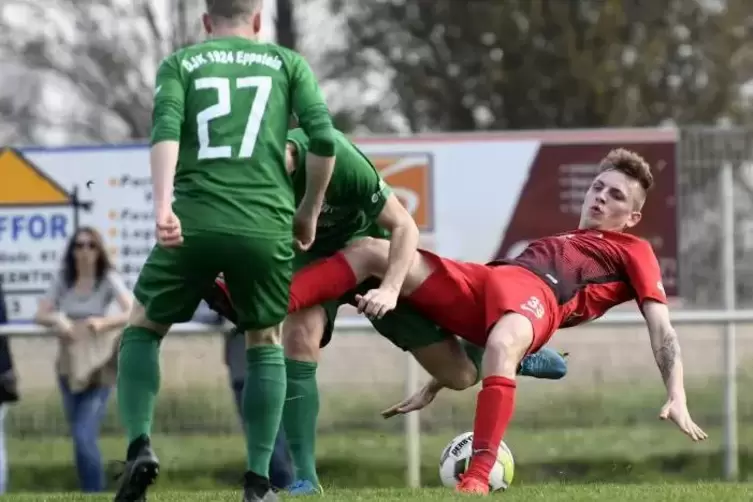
[62,226,112,288]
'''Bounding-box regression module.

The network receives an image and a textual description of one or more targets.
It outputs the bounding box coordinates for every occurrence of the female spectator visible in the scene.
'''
[34,226,132,492]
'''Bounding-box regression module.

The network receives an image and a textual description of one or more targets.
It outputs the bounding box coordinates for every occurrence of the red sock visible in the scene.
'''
[464,376,517,483]
[288,252,357,312]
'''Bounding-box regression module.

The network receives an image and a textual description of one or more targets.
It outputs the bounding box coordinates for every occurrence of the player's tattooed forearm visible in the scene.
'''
[655,331,681,383]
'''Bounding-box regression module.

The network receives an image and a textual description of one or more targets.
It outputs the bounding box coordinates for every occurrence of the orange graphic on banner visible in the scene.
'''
[370,154,433,230]
[0,148,69,205]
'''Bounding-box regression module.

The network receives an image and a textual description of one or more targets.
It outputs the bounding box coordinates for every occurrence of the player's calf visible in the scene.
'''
[461,313,532,490]
[282,308,327,488]
[115,300,167,502]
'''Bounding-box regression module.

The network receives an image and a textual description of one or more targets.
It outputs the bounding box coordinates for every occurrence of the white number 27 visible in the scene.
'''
[195,76,272,160]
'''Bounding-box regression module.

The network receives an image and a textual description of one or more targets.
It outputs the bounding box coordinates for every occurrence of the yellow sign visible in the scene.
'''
[0,148,70,205]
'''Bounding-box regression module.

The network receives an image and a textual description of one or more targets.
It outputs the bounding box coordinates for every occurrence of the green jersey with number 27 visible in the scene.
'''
[151,36,334,238]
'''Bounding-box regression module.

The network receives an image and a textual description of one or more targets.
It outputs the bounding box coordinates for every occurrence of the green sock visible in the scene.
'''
[117,326,162,443]
[283,358,320,485]
[460,339,484,385]
[243,345,287,477]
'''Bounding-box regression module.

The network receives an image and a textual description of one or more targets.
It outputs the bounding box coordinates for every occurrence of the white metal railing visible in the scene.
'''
[0,306,750,487]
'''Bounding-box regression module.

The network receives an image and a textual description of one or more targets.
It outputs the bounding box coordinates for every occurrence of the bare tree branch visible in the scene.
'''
[0,0,203,143]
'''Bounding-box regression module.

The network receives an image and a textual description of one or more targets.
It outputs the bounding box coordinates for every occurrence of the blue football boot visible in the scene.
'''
[518,347,569,379]
[286,479,323,496]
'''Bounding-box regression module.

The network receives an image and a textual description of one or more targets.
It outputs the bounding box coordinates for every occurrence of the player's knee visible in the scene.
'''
[437,366,477,391]
[245,326,281,347]
[127,301,170,336]
[485,313,534,377]
[283,309,325,360]
[411,341,477,390]
[454,364,479,390]
[343,237,389,277]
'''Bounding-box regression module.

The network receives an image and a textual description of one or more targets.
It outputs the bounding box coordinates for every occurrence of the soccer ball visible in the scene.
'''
[438,431,514,491]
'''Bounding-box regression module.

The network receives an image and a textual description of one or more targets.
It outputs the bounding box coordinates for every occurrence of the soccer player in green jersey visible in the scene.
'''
[207,128,569,495]
[113,2,336,501]
[283,128,419,494]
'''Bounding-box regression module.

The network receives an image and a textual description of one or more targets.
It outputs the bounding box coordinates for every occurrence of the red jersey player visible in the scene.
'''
[208,148,708,494]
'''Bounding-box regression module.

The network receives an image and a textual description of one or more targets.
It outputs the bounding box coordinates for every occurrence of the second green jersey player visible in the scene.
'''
[208,128,569,495]
[114,2,336,502]
[283,128,423,493]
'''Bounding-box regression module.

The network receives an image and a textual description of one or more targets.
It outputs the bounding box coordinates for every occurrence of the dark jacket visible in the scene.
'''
[0,284,19,404]
[224,327,245,384]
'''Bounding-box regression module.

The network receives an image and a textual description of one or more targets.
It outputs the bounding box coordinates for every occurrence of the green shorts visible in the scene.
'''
[320,277,451,350]
[135,232,293,330]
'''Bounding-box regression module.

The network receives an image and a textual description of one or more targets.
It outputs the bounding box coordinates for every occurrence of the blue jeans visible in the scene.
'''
[58,378,111,492]
[231,380,294,489]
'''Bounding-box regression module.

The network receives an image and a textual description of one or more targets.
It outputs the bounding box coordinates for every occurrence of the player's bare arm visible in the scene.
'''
[357,194,421,319]
[149,142,182,247]
[381,378,444,418]
[289,52,337,251]
[150,142,178,214]
[642,300,708,441]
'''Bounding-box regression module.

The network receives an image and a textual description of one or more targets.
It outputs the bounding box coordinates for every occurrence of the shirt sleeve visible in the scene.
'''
[286,128,310,172]
[625,240,668,305]
[336,136,393,219]
[43,272,66,309]
[104,271,130,305]
[151,55,185,144]
[288,52,335,157]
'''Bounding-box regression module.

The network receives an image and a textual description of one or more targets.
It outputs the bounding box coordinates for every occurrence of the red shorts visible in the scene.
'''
[407,251,560,353]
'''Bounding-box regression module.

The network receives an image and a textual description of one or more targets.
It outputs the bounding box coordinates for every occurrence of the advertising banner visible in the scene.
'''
[0,128,677,324]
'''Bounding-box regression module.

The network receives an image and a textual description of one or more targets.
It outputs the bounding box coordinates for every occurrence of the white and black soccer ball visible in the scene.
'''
[438,431,514,491]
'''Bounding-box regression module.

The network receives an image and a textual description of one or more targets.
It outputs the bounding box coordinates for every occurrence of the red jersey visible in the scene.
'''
[492,229,667,328]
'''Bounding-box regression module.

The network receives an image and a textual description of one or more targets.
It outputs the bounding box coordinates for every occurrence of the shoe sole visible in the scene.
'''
[114,459,160,502]
[244,489,280,502]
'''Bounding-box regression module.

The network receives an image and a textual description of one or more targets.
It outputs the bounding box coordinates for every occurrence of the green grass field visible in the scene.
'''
[4,484,753,501]
[5,371,753,496]
[6,424,752,493]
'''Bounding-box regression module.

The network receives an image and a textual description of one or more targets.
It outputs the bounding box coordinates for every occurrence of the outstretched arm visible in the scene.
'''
[642,300,684,398]
[641,300,707,441]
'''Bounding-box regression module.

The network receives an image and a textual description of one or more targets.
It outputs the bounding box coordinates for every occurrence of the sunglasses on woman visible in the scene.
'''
[74,241,97,250]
